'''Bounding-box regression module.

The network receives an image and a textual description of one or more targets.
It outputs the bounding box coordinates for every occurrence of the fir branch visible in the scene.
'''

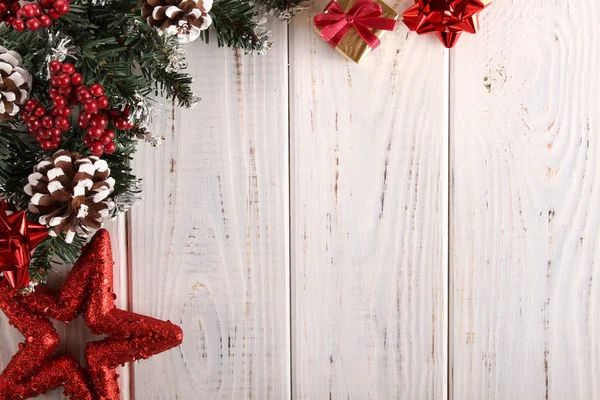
[28,234,86,292]
[256,0,309,19]
[0,129,41,211]
[206,0,272,54]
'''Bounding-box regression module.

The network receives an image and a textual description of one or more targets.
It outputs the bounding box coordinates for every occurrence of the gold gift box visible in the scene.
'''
[315,0,399,63]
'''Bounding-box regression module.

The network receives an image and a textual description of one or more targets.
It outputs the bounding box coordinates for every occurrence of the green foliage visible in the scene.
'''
[256,0,309,19]
[0,0,299,288]
[0,0,196,286]
[28,234,87,292]
[206,0,272,54]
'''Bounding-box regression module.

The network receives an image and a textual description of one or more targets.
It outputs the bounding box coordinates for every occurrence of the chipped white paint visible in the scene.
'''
[450,0,600,398]
[129,22,291,399]
[3,0,600,399]
[289,0,448,398]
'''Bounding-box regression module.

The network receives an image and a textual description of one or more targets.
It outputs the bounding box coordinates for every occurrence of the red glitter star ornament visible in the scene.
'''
[403,0,492,48]
[0,200,48,289]
[0,229,183,400]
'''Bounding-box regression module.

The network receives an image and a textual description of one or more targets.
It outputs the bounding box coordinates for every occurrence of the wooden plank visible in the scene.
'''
[128,23,290,399]
[289,5,449,399]
[450,0,600,398]
[0,216,129,400]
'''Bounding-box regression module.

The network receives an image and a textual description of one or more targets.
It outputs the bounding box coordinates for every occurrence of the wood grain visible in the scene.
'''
[450,0,600,398]
[289,1,449,398]
[0,216,129,400]
[128,23,291,399]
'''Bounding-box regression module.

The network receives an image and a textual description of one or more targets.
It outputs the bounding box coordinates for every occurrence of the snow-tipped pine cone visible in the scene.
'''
[141,0,213,43]
[24,150,116,243]
[0,46,32,122]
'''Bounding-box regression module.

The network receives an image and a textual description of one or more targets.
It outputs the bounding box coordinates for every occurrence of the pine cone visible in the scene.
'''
[0,46,32,122]
[24,150,116,243]
[141,0,213,43]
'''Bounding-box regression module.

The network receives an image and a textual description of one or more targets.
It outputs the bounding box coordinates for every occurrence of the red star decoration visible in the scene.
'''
[0,229,183,400]
[403,0,492,48]
[0,201,48,289]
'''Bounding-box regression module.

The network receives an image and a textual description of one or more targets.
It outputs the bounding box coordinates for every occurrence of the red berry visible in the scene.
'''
[50,76,61,87]
[24,100,37,112]
[71,73,83,86]
[107,109,120,119]
[53,0,70,16]
[51,135,62,145]
[32,4,42,17]
[87,127,104,138]
[104,142,117,154]
[79,111,91,121]
[55,116,69,130]
[103,129,115,140]
[90,141,104,156]
[76,87,91,102]
[39,15,52,27]
[113,117,128,130]
[83,135,93,147]
[52,95,66,109]
[25,18,41,31]
[99,134,112,145]
[96,96,109,109]
[58,86,72,97]
[50,127,62,138]
[89,83,104,97]
[90,114,109,128]
[59,107,71,117]
[48,9,60,20]
[49,61,62,74]
[61,63,75,75]
[37,128,50,140]
[40,140,53,151]
[21,4,35,18]
[12,19,25,32]
[83,98,98,114]
[58,73,70,87]
[41,115,54,128]
[34,107,46,117]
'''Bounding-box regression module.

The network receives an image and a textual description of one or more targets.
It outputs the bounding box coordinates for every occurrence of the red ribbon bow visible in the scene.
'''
[314,0,397,49]
[0,201,48,289]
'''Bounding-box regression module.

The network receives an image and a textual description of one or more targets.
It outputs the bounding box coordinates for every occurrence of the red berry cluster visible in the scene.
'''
[21,98,70,151]
[0,0,70,32]
[21,60,133,156]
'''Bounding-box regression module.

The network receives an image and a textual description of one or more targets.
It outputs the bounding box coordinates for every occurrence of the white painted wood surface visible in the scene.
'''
[129,21,290,399]
[289,0,448,398]
[450,0,600,398]
[2,0,600,398]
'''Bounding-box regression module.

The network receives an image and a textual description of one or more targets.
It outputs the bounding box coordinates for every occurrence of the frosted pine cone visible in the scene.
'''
[24,150,116,243]
[141,0,213,43]
[0,46,32,122]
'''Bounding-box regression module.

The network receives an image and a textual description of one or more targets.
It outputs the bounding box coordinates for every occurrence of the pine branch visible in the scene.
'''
[206,0,272,54]
[256,0,309,19]
[27,234,86,292]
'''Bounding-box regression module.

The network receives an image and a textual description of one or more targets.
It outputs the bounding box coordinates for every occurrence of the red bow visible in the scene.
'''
[314,0,397,49]
[0,201,48,289]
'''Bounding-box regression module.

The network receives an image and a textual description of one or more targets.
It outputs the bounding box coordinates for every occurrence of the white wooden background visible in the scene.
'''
[2,0,600,398]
